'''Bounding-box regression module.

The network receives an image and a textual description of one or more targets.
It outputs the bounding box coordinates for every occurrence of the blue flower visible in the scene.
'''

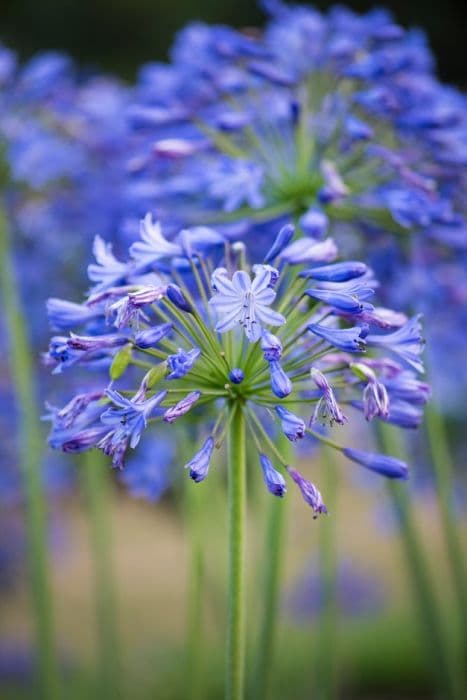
[44,217,428,504]
[185,437,215,483]
[264,223,295,263]
[299,208,328,239]
[46,298,102,331]
[129,213,181,272]
[209,266,285,342]
[134,323,173,348]
[287,467,328,517]
[259,454,287,497]
[88,236,128,293]
[260,330,283,361]
[366,315,425,373]
[275,406,305,442]
[99,387,167,468]
[163,391,201,423]
[300,261,367,282]
[269,360,292,399]
[166,348,201,380]
[310,369,347,426]
[343,448,408,480]
[229,368,245,384]
[308,324,367,352]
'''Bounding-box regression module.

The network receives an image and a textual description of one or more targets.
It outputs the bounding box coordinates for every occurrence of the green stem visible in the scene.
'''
[377,423,461,700]
[0,204,60,700]
[184,474,205,700]
[82,452,123,700]
[226,404,247,700]
[252,436,290,700]
[315,448,339,700]
[424,404,467,678]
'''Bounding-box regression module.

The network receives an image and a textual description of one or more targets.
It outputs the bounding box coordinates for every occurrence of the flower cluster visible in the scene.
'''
[122,2,466,413]
[45,217,429,514]
[0,45,130,329]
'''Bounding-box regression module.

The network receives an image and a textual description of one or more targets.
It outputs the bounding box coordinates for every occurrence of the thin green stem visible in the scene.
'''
[0,203,60,700]
[377,423,461,700]
[81,452,123,700]
[226,404,247,700]
[424,404,467,679]
[315,448,339,700]
[252,436,291,700]
[183,459,206,700]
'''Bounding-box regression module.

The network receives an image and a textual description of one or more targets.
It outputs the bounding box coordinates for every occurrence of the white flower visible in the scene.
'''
[209,265,285,342]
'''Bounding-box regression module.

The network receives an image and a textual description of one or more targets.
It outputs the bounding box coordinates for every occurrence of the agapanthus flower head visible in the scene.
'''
[122,1,467,414]
[45,216,428,512]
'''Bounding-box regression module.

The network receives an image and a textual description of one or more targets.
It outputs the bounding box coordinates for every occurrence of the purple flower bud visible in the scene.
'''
[305,288,369,313]
[300,261,367,282]
[281,237,338,265]
[264,223,295,263]
[134,323,172,349]
[166,348,201,380]
[47,298,102,330]
[269,360,292,398]
[343,448,408,480]
[261,330,283,361]
[59,426,109,453]
[383,400,424,429]
[67,333,128,351]
[163,391,201,424]
[299,208,328,239]
[308,324,367,352]
[229,368,245,384]
[185,437,215,483]
[166,283,192,313]
[275,406,305,442]
[259,454,287,497]
[383,374,431,405]
[287,467,327,518]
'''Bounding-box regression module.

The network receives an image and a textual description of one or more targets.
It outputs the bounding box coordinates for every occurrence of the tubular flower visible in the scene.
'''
[44,217,429,512]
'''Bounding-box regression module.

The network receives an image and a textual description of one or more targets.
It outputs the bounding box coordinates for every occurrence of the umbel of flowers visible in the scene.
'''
[45,215,429,513]
[124,1,466,413]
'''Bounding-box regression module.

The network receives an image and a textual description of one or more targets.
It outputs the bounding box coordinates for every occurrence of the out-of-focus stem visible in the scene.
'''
[0,203,60,699]
[424,404,467,679]
[315,447,339,700]
[252,436,291,700]
[184,467,205,700]
[82,452,123,700]
[378,423,461,700]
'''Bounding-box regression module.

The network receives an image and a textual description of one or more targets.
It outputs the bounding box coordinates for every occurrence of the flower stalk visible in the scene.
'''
[424,404,467,682]
[0,202,60,700]
[315,448,339,700]
[226,403,247,700]
[378,423,462,700]
[82,452,123,700]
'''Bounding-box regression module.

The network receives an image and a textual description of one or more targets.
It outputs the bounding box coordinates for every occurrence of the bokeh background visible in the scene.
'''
[0,0,466,84]
[0,1,466,699]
